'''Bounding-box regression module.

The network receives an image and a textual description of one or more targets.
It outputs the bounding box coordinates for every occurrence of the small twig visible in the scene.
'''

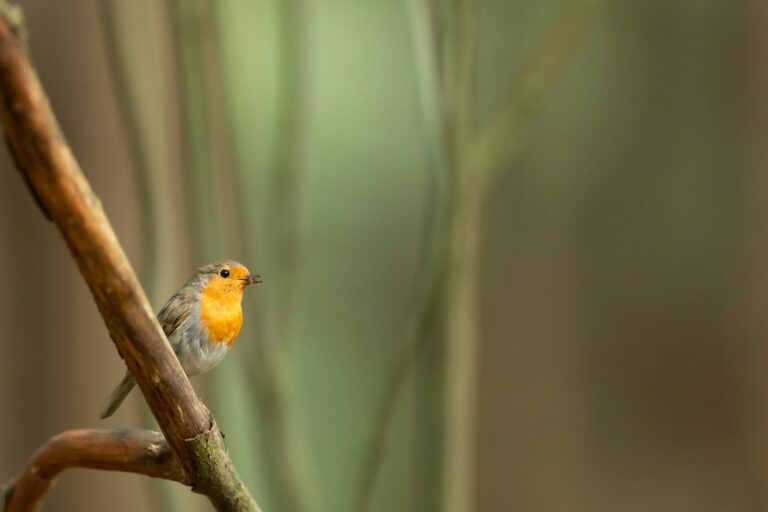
[3,430,189,512]
[472,0,609,184]
[0,6,260,511]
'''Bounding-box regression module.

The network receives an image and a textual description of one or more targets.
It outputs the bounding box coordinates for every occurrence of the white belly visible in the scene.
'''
[181,341,229,376]
[171,324,230,376]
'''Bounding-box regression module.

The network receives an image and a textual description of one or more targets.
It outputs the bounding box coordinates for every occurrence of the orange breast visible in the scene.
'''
[200,282,244,347]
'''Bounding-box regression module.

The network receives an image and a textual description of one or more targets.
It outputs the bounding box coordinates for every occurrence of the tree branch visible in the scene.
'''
[3,430,189,512]
[0,4,260,511]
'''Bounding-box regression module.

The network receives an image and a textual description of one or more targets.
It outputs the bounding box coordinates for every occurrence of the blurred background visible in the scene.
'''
[1,1,767,511]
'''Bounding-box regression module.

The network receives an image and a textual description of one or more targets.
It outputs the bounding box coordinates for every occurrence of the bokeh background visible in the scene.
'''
[2,1,768,511]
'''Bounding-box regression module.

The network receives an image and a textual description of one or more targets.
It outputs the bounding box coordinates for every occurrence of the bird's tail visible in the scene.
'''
[99,371,136,419]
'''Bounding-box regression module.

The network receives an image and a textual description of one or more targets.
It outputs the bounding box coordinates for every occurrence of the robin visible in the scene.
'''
[100,260,262,419]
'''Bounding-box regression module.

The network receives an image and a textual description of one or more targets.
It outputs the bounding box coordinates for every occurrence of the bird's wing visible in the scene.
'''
[156,291,195,340]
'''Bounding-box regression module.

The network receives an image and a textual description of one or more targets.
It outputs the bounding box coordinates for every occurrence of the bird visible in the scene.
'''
[100,260,262,419]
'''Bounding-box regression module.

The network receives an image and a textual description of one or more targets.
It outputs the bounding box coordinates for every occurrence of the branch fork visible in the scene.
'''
[0,3,261,510]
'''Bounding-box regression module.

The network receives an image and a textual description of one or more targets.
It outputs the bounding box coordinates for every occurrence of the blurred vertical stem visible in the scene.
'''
[442,2,609,510]
[172,0,221,262]
[442,2,609,511]
[440,178,482,512]
[441,0,481,510]
[358,0,609,510]
[266,0,308,337]
[354,0,451,510]
[249,0,313,510]
[212,0,313,510]
[263,1,312,511]
[99,0,159,302]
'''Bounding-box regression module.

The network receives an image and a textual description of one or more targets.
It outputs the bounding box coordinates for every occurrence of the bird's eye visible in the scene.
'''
[220,269,230,278]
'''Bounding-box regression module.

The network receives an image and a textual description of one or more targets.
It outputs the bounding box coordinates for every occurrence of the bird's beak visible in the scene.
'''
[243,274,263,286]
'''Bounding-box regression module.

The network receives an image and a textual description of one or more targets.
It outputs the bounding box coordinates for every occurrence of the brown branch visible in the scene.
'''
[0,4,260,511]
[3,430,190,512]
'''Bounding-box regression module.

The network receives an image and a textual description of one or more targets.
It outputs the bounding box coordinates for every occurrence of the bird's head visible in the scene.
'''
[196,260,262,299]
